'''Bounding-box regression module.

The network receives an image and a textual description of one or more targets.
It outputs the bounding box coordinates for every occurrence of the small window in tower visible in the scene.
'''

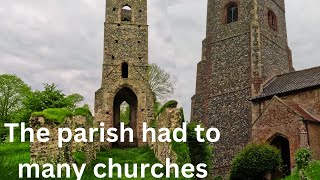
[268,10,278,31]
[226,3,238,23]
[122,62,128,78]
[121,5,132,22]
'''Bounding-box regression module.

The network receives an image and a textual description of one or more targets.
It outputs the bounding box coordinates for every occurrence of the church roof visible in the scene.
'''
[253,66,320,100]
[285,101,320,123]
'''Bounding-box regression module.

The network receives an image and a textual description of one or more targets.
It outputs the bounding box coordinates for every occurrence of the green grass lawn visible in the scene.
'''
[0,143,186,180]
[0,142,30,179]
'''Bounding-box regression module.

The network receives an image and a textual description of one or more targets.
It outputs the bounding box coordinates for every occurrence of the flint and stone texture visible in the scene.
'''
[191,0,292,176]
[30,116,96,165]
[95,0,154,148]
[152,107,182,165]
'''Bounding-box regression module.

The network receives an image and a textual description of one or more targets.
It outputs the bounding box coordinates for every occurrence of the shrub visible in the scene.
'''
[187,122,213,175]
[295,148,312,170]
[230,144,282,180]
[171,131,191,165]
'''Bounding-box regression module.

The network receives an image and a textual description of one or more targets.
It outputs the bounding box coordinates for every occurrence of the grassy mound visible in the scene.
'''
[31,107,93,124]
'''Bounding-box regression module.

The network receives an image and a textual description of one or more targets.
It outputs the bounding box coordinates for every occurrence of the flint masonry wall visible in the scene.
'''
[30,115,97,165]
[95,0,154,149]
[192,0,292,176]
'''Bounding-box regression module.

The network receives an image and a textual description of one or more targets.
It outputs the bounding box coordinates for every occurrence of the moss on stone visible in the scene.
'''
[179,107,185,123]
[32,108,73,124]
[32,107,93,125]
[74,107,94,126]
[156,100,178,117]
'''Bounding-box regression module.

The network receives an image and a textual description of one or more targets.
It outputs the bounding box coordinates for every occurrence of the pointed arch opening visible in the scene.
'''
[121,5,132,22]
[226,2,238,23]
[270,134,291,176]
[113,87,138,148]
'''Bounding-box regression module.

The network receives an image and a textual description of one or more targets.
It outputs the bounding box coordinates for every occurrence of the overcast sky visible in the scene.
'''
[0,0,319,120]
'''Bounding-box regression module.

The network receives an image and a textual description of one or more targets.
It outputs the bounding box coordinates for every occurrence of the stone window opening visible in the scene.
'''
[121,5,132,22]
[226,2,238,23]
[268,10,278,31]
[122,62,128,78]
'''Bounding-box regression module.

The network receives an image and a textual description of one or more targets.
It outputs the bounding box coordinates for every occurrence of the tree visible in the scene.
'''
[0,74,31,123]
[23,83,84,118]
[148,64,175,102]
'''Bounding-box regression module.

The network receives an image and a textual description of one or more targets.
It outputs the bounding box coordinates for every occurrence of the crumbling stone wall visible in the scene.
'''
[95,0,154,149]
[30,115,97,165]
[152,107,182,165]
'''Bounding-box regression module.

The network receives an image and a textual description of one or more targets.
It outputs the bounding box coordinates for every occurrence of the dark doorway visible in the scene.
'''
[270,135,291,176]
[113,87,137,148]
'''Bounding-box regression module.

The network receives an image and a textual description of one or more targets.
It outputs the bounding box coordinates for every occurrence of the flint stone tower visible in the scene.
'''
[95,0,154,148]
[191,0,293,175]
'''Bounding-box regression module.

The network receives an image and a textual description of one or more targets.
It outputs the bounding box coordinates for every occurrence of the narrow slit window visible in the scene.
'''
[122,63,128,78]
[226,3,238,23]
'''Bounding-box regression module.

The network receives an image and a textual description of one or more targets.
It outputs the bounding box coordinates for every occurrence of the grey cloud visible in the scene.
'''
[0,0,319,120]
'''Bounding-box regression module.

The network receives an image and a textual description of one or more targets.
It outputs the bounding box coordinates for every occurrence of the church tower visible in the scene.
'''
[95,0,154,148]
[191,0,293,175]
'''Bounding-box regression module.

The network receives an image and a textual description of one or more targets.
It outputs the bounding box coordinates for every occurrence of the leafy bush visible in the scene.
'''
[295,148,312,170]
[171,131,191,165]
[230,144,282,180]
[187,122,213,175]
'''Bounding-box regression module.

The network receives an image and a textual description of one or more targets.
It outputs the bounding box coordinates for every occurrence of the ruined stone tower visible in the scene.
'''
[191,0,293,175]
[95,0,154,148]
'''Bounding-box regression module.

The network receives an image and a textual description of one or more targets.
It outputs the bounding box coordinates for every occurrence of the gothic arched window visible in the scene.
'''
[226,3,238,23]
[268,10,278,31]
[121,5,132,22]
